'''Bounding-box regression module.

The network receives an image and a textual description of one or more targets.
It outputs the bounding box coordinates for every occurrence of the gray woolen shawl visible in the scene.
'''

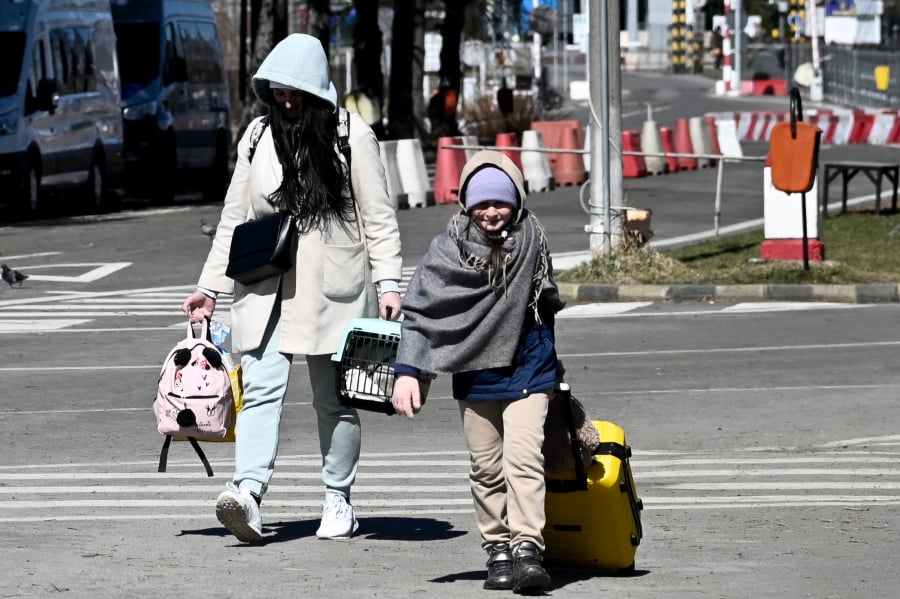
[397,210,564,375]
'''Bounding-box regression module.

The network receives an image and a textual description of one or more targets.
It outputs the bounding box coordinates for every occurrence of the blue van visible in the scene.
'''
[0,0,125,217]
[110,0,230,203]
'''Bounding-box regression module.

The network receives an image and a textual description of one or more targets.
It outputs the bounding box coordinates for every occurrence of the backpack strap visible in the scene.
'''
[337,107,351,161]
[158,435,214,477]
[247,115,270,164]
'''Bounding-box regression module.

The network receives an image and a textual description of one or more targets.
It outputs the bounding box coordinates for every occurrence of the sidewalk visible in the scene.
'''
[557,280,900,304]
[550,192,900,305]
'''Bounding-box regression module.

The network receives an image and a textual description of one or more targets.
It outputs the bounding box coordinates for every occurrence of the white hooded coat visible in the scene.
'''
[197,34,401,355]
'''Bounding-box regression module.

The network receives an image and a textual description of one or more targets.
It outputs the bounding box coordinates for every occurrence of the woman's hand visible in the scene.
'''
[182,291,216,323]
[379,291,401,320]
[391,374,422,419]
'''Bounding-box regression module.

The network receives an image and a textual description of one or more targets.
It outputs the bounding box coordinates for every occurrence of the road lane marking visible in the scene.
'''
[3,448,899,522]
[818,434,900,448]
[559,302,653,317]
[0,252,62,260]
[660,482,900,490]
[23,262,131,283]
[723,302,863,313]
[0,485,469,494]
[0,319,91,332]
[0,284,196,307]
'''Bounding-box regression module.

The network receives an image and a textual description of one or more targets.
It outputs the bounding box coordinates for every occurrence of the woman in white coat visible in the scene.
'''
[182,34,402,543]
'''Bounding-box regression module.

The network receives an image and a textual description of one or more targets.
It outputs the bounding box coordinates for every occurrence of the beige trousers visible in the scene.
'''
[458,392,550,552]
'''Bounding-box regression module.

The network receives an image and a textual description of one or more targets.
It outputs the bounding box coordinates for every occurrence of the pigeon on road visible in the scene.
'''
[200,221,217,238]
[1,264,28,287]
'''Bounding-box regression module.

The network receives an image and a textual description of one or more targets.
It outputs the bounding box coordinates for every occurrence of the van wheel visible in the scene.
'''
[82,153,110,213]
[202,132,230,203]
[15,157,41,219]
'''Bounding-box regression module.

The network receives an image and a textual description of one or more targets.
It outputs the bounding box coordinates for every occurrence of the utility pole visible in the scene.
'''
[532,0,542,96]
[588,0,624,255]
[808,0,824,100]
[734,0,743,91]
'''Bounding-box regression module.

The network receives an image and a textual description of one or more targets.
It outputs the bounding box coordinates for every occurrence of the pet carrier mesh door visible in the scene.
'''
[331,317,432,415]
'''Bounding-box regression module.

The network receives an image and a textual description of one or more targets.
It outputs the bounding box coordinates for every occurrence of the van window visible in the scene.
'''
[0,32,27,97]
[25,39,48,114]
[49,27,97,95]
[177,20,224,85]
[114,22,160,98]
[162,21,181,84]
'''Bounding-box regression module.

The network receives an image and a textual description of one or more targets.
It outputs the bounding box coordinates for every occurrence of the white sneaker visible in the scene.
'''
[315,492,359,539]
[216,482,264,543]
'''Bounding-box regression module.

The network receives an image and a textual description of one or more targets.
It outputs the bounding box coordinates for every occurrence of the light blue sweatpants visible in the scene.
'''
[233,304,361,500]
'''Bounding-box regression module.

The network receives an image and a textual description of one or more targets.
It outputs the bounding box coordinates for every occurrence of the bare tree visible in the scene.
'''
[385,0,424,138]
[352,0,385,137]
[236,0,289,138]
[299,0,332,56]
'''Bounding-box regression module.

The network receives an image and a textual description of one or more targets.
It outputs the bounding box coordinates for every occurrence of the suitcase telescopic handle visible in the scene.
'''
[558,383,589,490]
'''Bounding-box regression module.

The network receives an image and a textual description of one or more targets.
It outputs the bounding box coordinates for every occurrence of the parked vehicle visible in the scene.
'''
[110,0,231,203]
[0,0,125,217]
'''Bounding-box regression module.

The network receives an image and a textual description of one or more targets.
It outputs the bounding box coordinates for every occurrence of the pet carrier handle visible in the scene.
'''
[789,87,803,139]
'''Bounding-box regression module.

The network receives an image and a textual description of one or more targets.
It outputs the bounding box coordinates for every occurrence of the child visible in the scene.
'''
[391,150,565,594]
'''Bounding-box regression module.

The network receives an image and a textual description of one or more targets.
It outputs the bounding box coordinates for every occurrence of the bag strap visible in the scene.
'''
[248,115,270,164]
[544,383,590,493]
[158,435,214,477]
[186,316,212,342]
[337,107,351,161]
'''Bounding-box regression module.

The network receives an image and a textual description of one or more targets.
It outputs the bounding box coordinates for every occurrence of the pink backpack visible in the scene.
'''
[154,318,234,476]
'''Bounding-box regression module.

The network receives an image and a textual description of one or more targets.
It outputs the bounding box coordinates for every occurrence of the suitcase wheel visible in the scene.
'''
[618,562,636,576]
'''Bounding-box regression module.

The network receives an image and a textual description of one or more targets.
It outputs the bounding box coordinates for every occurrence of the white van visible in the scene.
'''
[110,0,230,204]
[0,0,124,217]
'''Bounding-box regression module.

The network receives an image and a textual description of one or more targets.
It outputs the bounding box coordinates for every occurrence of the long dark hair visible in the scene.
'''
[265,91,354,232]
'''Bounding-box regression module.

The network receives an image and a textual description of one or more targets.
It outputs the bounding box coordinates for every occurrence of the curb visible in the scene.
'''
[557,283,900,304]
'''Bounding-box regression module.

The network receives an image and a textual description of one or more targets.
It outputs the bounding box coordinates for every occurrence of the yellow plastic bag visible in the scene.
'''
[222,365,243,442]
[175,365,242,443]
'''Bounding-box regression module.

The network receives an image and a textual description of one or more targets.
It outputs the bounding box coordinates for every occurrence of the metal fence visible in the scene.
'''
[790,44,899,110]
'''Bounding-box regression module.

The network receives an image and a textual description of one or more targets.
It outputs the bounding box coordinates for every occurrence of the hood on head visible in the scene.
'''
[458,150,527,224]
[252,34,337,111]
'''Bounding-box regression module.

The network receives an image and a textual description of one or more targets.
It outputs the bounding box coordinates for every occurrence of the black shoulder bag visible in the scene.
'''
[225,110,351,285]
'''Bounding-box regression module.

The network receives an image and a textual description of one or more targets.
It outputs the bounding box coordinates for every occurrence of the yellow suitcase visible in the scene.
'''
[543,419,643,574]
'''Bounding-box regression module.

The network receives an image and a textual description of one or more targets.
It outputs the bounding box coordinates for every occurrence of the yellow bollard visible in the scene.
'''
[875,65,890,91]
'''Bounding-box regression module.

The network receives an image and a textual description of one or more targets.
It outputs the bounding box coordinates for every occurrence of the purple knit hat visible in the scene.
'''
[464,167,519,212]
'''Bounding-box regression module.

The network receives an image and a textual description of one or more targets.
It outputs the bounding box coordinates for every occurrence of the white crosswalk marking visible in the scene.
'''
[3,444,898,523]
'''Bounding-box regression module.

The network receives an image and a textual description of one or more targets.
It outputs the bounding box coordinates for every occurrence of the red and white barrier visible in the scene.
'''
[708,112,744,158]
[867,111,899,145]
[760,156,824,262]
[830,109,855,145]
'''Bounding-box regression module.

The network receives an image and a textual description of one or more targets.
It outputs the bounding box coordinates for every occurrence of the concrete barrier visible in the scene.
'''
[395,138,430,208]
[640,119,666,175]
[520,129,554,193]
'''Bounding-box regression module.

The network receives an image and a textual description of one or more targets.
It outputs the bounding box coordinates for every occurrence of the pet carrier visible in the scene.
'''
[331,317,432,414]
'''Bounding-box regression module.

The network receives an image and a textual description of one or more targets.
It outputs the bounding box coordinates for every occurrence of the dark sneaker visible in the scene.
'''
[512,541,551,595]
[484,543,514,590]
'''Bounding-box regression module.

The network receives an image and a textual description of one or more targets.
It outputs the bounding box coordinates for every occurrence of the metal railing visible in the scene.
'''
[444,143,766,238]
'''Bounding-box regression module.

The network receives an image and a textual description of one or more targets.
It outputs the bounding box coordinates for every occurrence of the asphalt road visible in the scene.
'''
[2,73,900,598]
